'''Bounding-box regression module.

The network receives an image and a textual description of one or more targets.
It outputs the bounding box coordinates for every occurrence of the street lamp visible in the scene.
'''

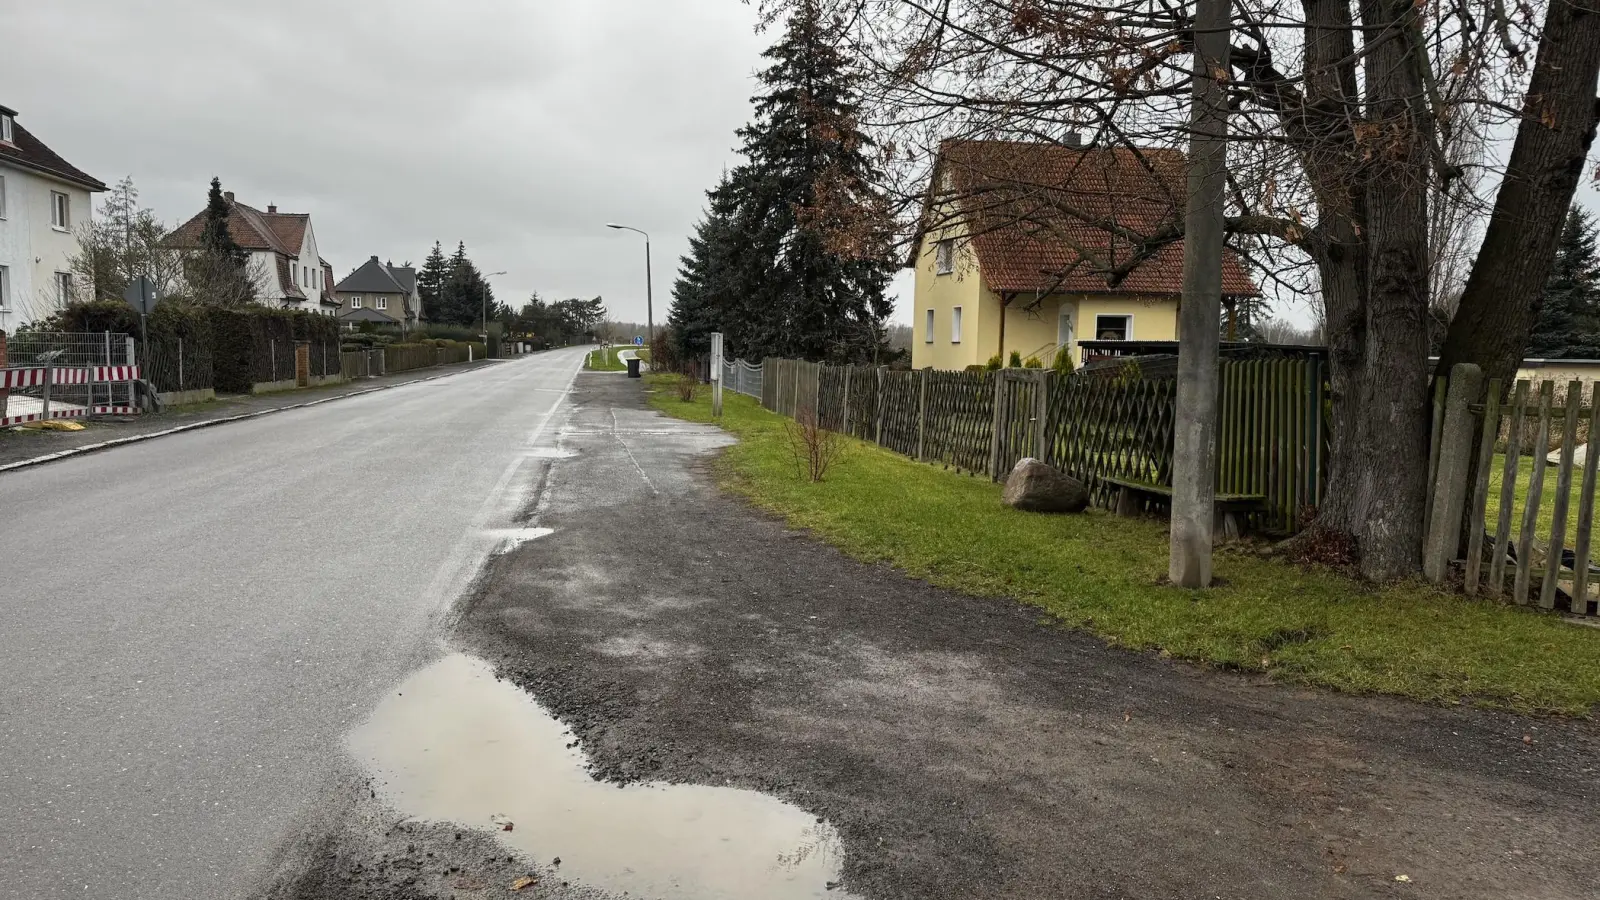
[482,271,506,340]
[605,223,653,347]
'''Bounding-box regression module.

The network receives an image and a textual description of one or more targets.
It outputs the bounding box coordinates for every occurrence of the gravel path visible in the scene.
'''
[450,373,1599,900]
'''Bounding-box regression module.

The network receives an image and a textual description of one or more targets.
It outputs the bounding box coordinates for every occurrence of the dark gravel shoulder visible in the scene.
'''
[0,359,501,468]
[457,373,1600,900]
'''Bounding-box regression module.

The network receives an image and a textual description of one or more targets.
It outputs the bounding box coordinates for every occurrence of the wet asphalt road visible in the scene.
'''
[0,347,589,900]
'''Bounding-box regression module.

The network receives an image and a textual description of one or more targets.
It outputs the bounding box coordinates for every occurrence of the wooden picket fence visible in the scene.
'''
[1427,367,1599,617]
[761,357,1329,534]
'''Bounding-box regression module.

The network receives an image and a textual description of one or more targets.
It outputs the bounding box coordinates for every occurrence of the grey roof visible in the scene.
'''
[335,256,407,294]
[388,266,417,294]
[338,306,399,324]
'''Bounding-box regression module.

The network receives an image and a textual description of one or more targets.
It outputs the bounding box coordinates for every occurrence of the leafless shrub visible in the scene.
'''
[785,405,846,482]
[675,372,698,402]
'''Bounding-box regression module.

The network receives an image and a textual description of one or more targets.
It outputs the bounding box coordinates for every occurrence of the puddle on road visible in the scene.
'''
[348,654,849,900]
[484,527,555,553]
[523,447,578,459]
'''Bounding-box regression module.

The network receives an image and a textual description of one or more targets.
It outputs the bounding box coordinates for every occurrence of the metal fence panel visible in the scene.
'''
[2,332,137,415]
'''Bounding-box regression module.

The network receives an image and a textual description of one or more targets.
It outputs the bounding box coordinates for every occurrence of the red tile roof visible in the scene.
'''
[922,140,1258,297]
[168,199,288,254]
[263,214,308,254]
[166,194,321,300]
[275,255,306,300]
[0,120,106,192]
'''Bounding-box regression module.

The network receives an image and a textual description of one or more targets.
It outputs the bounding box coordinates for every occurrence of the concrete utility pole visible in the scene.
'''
[1168,0,1232,588]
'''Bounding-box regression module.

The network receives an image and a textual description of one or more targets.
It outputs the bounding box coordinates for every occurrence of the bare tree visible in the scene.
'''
[760,0,1600,579]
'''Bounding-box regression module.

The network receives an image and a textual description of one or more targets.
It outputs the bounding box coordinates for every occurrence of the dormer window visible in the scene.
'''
[0,114,12,143]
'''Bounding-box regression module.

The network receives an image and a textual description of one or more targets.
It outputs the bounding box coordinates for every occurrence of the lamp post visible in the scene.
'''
[605,223,653,347]
[482,270,506,341]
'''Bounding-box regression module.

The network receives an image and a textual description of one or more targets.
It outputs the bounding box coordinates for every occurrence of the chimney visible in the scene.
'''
[371,255,381,263]
[1064,131,1083,148]
[223,191,235,202]
[267,204,277,213]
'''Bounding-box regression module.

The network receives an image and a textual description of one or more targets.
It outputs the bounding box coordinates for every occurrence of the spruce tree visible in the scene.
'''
[678,2,894,363]
[418,242,448,323]
[200,177,246,267]
[187,176,254,305]
[671,177,743,357]
[1527,206,1600,359]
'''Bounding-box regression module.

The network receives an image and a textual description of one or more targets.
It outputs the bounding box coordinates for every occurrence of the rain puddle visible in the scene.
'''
[483,527,555,553]
[348,654,849,900]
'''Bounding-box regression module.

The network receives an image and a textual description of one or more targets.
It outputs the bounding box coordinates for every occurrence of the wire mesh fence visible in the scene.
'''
[142,337,214,393]
[720,358,764,399]
[2,331,137,414]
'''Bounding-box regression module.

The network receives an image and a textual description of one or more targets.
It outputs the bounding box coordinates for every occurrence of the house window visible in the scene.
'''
[376,297,387,310]
[51,191,70,230]
[951,306,963,344]
[935,239,954,275]
[1095,314,1131,341]
[0,114,12,143]
[0,174,7,219]
[350,296,363,309]
[924,308,935,343]
[0,265,9,308]
[54,272,73,305]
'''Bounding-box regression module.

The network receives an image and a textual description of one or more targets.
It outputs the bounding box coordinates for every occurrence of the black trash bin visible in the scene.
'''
[626,356,642,378]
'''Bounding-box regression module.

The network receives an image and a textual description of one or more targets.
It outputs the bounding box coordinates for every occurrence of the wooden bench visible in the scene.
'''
[1101,477,1265,543]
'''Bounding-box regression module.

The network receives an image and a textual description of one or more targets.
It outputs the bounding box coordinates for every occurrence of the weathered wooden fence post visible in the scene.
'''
[841,367,853,437]
[874,366,887,446]
[1574,384,1600,605]
[988,371,1006,481]
[915,368,929,462]
[813,361,823,422]
[1423,364,1484,583]
[1463,379,1503,595]
[1034,369,1055,461]
[1541,381,1584,607]
[1514,382,1555,603]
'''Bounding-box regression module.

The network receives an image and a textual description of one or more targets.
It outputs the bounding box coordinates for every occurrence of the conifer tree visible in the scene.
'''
[1527,206,1600,359]
[418,241,449,323]
[671,1,894,364]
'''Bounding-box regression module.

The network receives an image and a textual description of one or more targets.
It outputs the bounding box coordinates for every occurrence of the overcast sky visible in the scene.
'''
[8,0,924,328]
[8,2,1595,334]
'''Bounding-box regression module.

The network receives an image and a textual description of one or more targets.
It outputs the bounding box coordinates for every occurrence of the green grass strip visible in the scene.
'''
[647,375,1600,716]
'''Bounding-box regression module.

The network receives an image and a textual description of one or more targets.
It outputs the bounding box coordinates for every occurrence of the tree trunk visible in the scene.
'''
[1436,0,1600,387]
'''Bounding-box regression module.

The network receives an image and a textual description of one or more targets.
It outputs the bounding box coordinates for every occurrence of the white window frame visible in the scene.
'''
[935,239,955,275]
[54,271,73,305]
[0,174,7,219]
[924,308,935,343]
[50,191,70,230]
[0,265,9,309]
[350,296,363,309]
[0,115,12,143]
[1094,314,1132,341]
[951,306,963,344]
[376,296,388,310]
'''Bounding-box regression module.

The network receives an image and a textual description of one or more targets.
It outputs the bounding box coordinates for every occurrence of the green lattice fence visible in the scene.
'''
[760,358,1328,533]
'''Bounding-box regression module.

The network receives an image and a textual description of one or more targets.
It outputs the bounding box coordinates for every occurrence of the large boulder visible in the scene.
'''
[1002,458,1089,513]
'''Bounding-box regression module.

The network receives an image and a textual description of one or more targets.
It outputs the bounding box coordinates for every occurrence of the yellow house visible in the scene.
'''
[909,140,1259,370]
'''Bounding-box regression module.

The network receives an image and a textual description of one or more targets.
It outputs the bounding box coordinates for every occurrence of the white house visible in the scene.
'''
[167,191,340,315]
[0,103,106,330]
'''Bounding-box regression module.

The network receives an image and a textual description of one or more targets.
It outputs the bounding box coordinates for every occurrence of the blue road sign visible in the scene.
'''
[634,336,644,346]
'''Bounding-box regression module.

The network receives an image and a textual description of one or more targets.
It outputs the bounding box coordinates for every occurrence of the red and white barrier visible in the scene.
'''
[92,365,140,382]
[0,367,47,389]
[1,364,144,427]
